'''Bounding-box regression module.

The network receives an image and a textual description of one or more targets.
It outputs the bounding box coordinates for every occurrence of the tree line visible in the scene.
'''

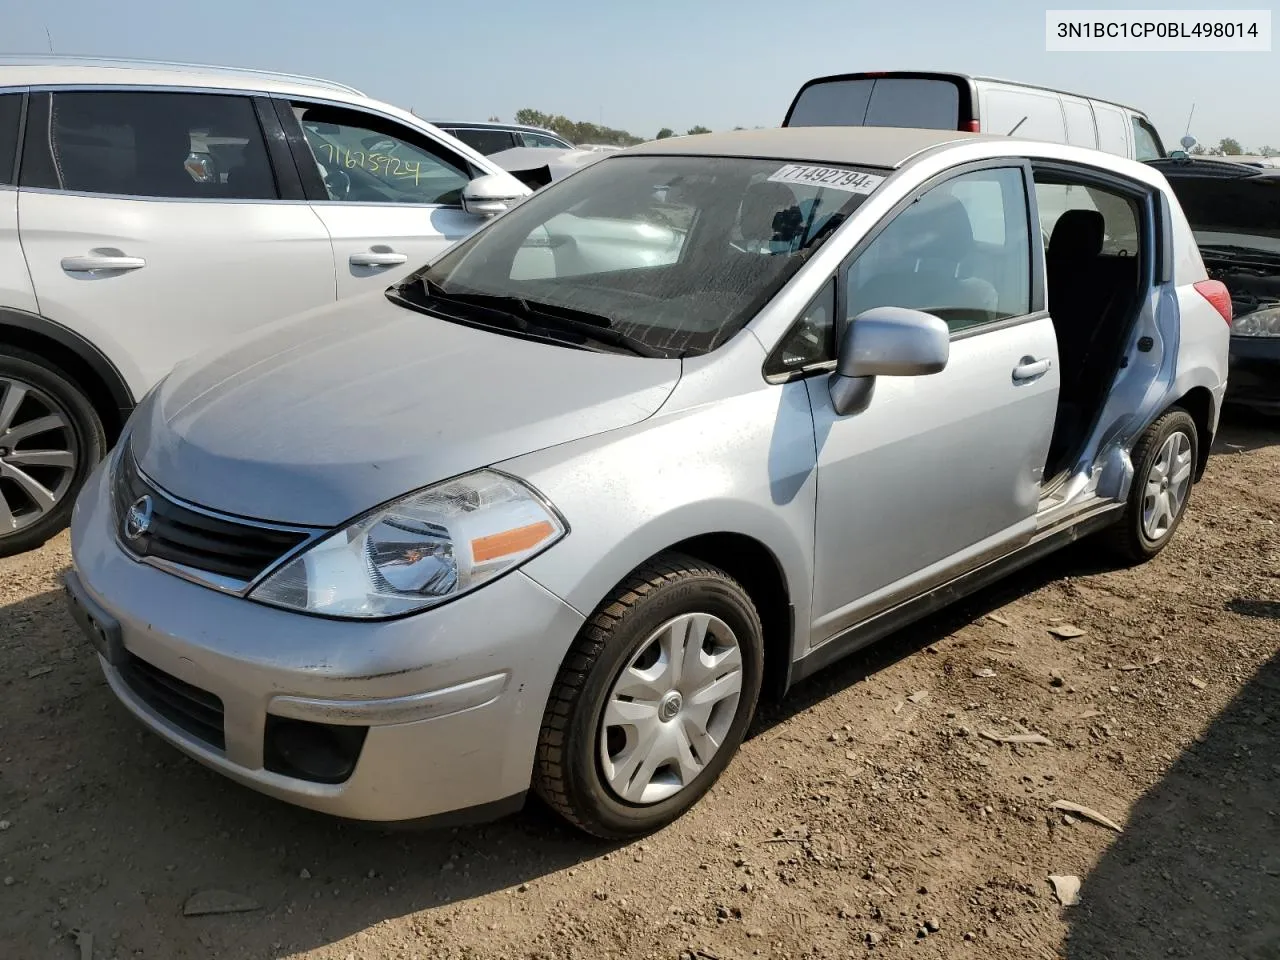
[1189,138,1278,157]
[501,110,739,146]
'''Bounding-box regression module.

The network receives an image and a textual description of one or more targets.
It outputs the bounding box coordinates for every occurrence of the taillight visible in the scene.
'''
[962,119,981,133]
[1194,279,1233,325]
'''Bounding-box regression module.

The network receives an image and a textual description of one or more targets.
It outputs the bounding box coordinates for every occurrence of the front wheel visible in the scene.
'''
[1102,407,1198,565]
[0,349,107,557]
[533,554,764,839]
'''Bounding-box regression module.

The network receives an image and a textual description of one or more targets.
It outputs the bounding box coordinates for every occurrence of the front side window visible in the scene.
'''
[20,91,277,199]
[1132,117,1164,161]
[520,131,571,149]
[846,166,1032,333]
[448,127,517,155]
[405,155,883,357]
[294,104,472,204]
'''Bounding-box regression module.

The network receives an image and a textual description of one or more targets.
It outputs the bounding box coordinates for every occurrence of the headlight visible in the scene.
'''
[250,470,566,619]
[1233,304,1280,337]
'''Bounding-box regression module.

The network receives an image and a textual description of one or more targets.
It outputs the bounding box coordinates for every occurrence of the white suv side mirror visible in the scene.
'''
[461,174,527,218]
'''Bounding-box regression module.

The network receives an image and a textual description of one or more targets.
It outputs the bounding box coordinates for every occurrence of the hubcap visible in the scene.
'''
[0,376,78,536]
[1141,430,1192,541]
[599,612,744,805]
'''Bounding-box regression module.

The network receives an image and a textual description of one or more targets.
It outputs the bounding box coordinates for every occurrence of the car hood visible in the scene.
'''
[131,293,681,527]
[489,146,607,183]
[1156,164,1280,316]
[1160,169,1280,240]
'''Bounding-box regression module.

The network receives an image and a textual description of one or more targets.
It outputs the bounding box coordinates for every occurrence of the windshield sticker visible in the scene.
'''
[767,164,884,194]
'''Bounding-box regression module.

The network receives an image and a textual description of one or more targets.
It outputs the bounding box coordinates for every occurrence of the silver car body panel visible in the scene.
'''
[71,129,1229,822]
[131,290,681,525]
[71,462,584,821]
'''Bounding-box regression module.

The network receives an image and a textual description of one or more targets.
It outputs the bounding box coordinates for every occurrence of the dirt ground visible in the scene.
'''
[1,412,1277,960]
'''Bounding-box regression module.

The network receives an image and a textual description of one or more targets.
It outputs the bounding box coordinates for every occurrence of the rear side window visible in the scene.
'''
[449,127,516,155]
[786,78,960,129]
[20,91,278,200]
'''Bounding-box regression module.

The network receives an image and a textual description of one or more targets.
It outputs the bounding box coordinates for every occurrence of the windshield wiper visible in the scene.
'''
[415,277,665,358]
[1197,243,1280,265]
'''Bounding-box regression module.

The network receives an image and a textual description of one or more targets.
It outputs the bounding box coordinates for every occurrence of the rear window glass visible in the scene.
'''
[787,78,960,129]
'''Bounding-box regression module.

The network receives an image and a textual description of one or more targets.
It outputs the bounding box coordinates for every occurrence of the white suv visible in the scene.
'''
[0,56,530,556]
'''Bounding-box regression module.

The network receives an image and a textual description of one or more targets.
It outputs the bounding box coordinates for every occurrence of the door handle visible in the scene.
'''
[61,254,146,273]
[1012,357,1052,382]
[349,250,408,267]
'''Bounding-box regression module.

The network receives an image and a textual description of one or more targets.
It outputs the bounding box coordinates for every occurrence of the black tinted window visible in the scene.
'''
[788,78,961,129]
[21,91,277,199]
[0,93,21,184]
[450,128,516,155]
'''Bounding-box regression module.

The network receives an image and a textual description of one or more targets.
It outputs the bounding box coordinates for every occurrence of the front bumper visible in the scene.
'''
[1227,336,1280,413]
[68,462,585,822]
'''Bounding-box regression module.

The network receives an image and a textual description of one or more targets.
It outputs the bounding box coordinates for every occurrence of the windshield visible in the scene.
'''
[406,155,884,357]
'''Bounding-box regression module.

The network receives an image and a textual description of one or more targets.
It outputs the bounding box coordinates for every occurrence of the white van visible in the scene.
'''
[783,71,1167,162]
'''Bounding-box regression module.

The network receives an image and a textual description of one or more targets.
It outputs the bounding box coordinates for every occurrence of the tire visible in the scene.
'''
[533,553,764,839]
[1102,407,1198,565]
[0,348,107,557]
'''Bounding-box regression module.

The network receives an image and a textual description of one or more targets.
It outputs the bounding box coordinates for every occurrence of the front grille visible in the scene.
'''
[119,653,226,750]
[112,446,308,583]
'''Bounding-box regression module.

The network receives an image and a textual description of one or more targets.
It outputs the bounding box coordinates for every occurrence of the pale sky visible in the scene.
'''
[5,0,1277,150]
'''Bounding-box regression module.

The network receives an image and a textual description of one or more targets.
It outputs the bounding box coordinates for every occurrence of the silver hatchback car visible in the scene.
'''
[66,128,1230,838]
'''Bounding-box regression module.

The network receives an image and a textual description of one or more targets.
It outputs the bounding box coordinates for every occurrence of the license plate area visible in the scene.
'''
[64,571,126,667]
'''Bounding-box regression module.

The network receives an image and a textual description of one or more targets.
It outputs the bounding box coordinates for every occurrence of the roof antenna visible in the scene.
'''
[1007,116,1028,136]
[45,24,54,53]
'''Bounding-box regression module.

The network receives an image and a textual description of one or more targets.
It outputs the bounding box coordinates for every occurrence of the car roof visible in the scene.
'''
[621,126,990,168]
[796,71,1149,117]
[431,120,566,137]
[0,55,366,99]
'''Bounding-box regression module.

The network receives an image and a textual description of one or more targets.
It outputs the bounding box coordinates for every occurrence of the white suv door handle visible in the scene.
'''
[1012,357,1052,382]
[61,254,146,273]
[349,250,408,267]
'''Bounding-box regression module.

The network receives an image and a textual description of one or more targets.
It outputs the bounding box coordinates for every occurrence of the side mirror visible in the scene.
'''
[461,174,525,218]
[828,307,949,416]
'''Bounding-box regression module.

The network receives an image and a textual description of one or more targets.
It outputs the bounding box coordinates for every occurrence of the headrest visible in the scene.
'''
[1049,209,1105,261]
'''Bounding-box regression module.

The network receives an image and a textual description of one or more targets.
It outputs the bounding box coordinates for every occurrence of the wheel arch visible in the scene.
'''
[667,532,795,701]
[1170,385,1215,481]
[0,308,135,442]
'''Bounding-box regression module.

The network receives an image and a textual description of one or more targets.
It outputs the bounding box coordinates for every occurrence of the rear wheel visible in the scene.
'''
[1102,407,1198,565]
[0,349,106,557]
[533,554,764,838]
